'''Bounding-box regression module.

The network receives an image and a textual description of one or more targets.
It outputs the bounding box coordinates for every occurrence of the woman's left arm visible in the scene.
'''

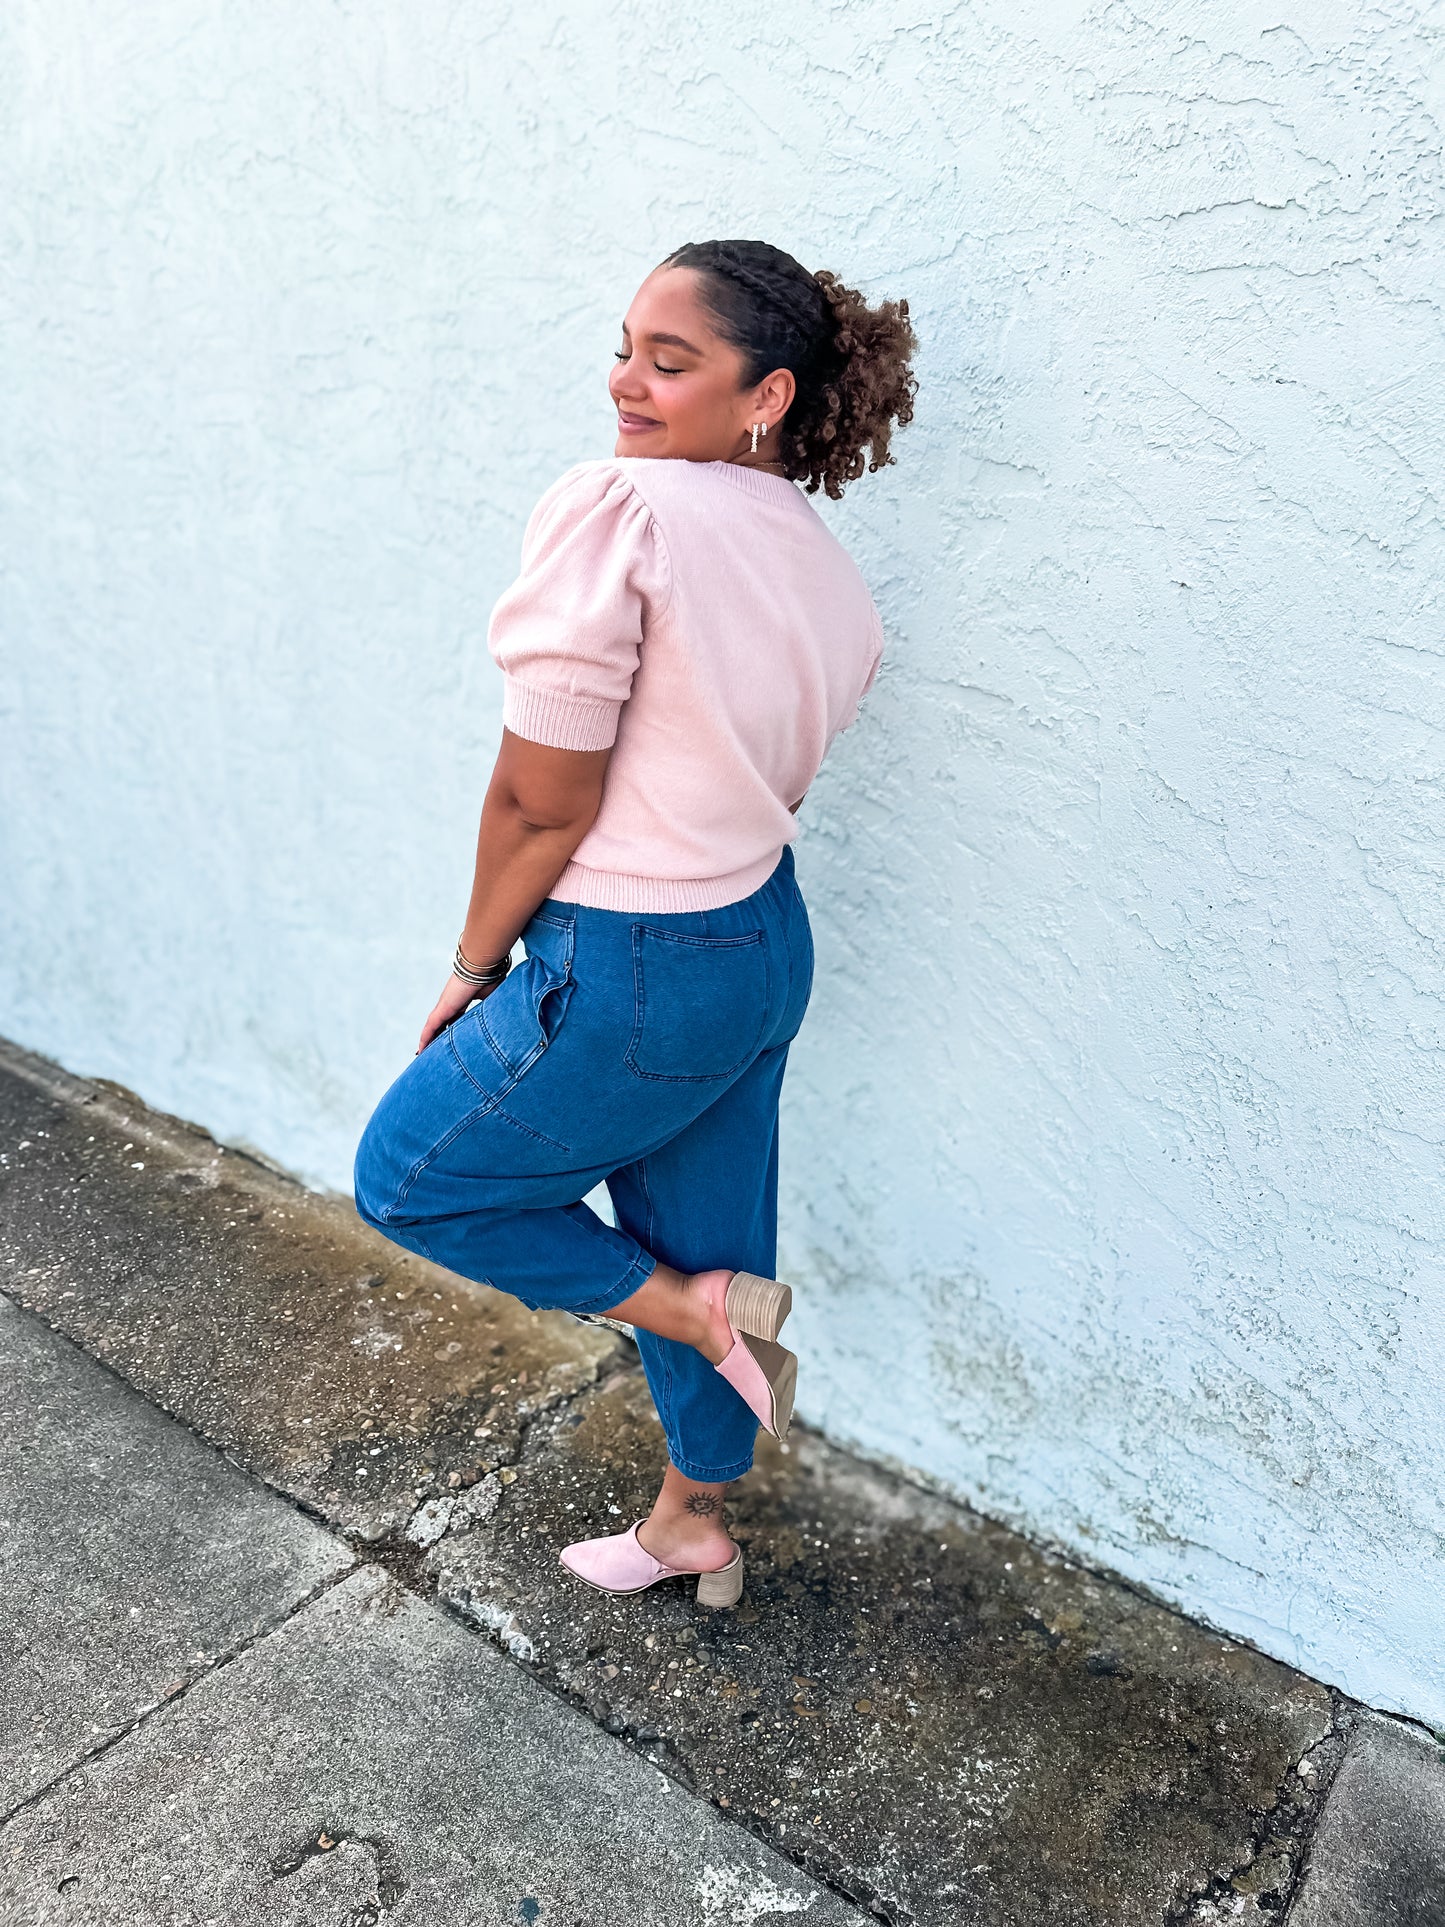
[416,728,611,1054]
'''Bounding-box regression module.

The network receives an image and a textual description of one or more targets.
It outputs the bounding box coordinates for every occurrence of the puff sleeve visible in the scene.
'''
[486,462,672,752]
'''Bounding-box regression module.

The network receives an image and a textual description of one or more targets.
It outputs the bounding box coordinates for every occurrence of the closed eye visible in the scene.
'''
[614,349,684,376]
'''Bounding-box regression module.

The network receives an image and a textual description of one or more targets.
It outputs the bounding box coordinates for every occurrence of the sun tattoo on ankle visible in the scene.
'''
[684,1490,721,1517]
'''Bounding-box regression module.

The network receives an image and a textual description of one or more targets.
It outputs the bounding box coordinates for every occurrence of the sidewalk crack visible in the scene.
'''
[0,1560,361,1833]
[1161,1694,1356,1924]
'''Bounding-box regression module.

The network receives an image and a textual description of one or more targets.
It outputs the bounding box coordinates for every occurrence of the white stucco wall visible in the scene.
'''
[3,3,1442,1721]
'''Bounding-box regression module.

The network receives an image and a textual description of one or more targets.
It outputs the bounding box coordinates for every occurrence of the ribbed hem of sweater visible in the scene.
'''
[549,848,787,913]
[503,678,621,751]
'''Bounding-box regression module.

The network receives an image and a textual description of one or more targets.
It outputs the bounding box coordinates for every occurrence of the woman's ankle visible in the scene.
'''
[637,1510,735,1568]
[683,1267,736,1365]
[638,1468,736,1567]
[604,1262,732,1358]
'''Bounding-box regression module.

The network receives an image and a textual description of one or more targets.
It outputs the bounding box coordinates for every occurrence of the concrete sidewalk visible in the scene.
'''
[0,1292,862,1924]
[1,1037,1442,1924]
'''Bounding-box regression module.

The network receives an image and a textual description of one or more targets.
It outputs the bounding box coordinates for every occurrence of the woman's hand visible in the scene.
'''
[417,973,495,1057]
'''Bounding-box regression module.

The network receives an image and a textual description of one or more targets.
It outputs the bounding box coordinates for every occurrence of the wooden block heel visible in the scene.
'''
[695,1551,745,1608]
[725,1271,792,1342]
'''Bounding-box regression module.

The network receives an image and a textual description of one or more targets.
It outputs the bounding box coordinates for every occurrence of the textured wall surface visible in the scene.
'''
[3,3,1442,1720]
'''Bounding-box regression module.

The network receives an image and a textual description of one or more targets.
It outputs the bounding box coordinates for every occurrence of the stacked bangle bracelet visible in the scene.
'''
[453,943,511,988]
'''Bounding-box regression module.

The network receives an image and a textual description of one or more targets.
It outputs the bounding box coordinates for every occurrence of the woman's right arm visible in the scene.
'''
[415,730,611,1054]
[416,464,665,1051]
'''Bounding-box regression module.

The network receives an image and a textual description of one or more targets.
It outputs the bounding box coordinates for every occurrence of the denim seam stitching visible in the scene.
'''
[384,1097,501,1220]
[448,1027,523,1100]
[453,950,576,1095]
[476,1021,546,1086]
[631,928,766,951]
[490,1103,573,1154]
[636,1157,658,1250]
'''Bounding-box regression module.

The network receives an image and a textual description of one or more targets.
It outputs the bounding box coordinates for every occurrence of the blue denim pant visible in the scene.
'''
[352,847,814,1482]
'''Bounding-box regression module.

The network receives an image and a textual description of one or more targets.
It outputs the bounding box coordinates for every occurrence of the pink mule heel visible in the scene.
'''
[707,1270,797,1440]
[559,1521,745,1608]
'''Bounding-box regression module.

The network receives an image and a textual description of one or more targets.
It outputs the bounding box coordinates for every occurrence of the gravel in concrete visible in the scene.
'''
[1288,1711,1445,1926]
[0,1294,351,1814]
[0,1563,864,1927]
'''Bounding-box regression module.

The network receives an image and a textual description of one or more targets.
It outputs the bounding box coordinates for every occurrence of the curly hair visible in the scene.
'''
[660,239,917,500]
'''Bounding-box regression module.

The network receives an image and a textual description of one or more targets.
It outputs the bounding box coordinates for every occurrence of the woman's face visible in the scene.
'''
[610,267,791,462]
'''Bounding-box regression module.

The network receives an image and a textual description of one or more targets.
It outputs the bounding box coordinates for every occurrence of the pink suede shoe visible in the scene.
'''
[715,1313,797,1441]
[559,1520,745,1608]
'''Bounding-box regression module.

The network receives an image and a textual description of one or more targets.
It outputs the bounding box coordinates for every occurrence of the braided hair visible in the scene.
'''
[661,239,917,500]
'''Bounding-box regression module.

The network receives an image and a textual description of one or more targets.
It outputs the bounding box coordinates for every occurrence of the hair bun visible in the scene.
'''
[663,239,917,498]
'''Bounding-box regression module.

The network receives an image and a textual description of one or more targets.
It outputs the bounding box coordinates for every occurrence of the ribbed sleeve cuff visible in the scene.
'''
[502,679,622,751]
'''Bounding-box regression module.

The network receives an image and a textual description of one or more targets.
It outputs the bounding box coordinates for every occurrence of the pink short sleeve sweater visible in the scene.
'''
[487,455,884,913]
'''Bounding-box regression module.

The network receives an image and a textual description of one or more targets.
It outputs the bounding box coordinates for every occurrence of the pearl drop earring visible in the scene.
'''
[750,421,768,455]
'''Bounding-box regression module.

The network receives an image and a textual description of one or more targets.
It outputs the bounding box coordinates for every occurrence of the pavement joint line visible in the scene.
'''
[0,1557,362,1836]
[426,1388,906,1917]
[0,1283,885,1920]
[0,1313,886,1917]
[416,1584,902,1927]
[0,1279,355,1549]
[1277,1708,1445,1927]
[304,1407,898,1916]
[1268,1709,1358,1920]
[471,1368,1339,1927]
[1159,1698,1355,1926]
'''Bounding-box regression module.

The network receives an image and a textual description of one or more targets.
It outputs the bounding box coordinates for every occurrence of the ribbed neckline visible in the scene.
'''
[611,454,805,506]
[700,459,806,503]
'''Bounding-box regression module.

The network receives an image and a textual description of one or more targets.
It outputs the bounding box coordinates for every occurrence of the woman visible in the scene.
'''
[355,238,915,1609]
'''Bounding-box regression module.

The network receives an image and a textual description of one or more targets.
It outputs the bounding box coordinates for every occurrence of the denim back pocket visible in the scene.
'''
[625,926,769,1082]
[452,911,575,1091]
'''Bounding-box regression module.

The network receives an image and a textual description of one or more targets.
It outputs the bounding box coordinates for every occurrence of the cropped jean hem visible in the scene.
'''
[666,1448,757,1484]
[546,1247,657,1318]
